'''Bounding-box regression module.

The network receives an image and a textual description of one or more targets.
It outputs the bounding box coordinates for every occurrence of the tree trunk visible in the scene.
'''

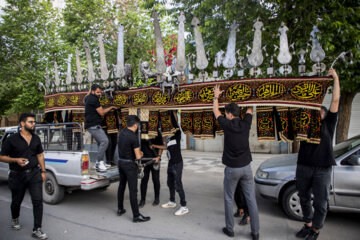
[336,92,357,144]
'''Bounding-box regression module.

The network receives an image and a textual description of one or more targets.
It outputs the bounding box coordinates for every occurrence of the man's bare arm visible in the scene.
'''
[0,155,28,167]
[37,153,46,172]
[213,85,224,119]
[152,144,167,150]
[96,106,117,117]
[134,147,143,160]
[246,107,253,115]
[37,153,46,181]
[328,68,340,113]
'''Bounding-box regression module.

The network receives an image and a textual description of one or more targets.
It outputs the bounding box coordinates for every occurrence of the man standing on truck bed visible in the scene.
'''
[84,84,117,172]
[0,113,48,239]
[117,115,151,222]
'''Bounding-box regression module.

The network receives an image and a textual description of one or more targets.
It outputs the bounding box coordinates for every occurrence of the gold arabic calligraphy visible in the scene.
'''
[226,84,251,101]
[291,82,322,100]
[257,83,285,99]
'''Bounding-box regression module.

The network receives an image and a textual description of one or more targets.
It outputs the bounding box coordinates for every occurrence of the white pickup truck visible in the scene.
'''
[0,123,119,204]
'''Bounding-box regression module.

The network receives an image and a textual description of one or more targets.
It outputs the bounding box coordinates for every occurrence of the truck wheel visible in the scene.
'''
[281,184,303,221]
[42,172,65,205]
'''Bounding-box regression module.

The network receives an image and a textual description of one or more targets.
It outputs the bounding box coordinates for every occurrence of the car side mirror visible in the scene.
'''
[347,155,360,166]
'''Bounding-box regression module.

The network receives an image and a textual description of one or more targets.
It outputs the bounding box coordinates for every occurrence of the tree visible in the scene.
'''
[61,0,176,82]
[0,0,63,115]
[264,0,360,143]
[171,0,360,142]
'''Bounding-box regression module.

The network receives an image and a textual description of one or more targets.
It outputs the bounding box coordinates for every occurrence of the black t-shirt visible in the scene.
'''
[118,128,139,160]
[298,111,338,167]
[141,134,163,160]
[217,114,252,168]
[84,94,101,129]
[1,132,44,172]
[166,130,182,164]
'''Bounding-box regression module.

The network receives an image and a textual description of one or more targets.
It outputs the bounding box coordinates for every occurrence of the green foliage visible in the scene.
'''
[0,0,61,116]
[172,0,360,90]
[0,0,358,118]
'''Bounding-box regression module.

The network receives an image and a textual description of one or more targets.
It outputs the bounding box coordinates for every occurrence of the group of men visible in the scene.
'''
[0,68,340,240]
[84,84,190,222]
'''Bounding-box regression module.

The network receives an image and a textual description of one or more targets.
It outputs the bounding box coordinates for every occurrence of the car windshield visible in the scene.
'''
[333,135,360,158]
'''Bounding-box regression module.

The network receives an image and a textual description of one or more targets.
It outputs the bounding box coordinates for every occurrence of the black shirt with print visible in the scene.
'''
[298,111,338,167]
[166,130,182,164]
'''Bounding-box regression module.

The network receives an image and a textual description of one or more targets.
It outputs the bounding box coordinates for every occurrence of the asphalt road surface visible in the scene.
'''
[0,151,359,240]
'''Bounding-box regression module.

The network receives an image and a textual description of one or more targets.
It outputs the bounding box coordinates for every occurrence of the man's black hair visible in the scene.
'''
[19,113,36,123]
[126,115,140,127]
[91,83,102,91]
[225,103,240,117]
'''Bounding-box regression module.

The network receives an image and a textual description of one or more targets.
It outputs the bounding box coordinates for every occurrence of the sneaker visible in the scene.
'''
[305,231,319,240]
[96,161,107,172]
[104,163,111,169]
[161,201,177,208]
[32,228,48,239]
[175,206,189,216]
[296,224,311,238]
[11,218,21,230]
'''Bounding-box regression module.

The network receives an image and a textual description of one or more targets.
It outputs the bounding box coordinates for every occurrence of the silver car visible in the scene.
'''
[255,135,360,221]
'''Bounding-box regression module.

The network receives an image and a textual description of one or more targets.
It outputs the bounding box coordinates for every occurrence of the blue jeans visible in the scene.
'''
[296,164,332,230]
[87,126,109,163]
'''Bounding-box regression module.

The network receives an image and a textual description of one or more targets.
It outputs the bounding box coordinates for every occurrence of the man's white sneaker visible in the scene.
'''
[96,161,107,172]
[161,201,177,208]
[11,218,21,230]
[104,163,111,169]
[175,206,189,216]
[32,228,48,239]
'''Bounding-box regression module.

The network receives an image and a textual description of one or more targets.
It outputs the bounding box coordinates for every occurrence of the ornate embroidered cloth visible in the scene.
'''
[44,77,332,112]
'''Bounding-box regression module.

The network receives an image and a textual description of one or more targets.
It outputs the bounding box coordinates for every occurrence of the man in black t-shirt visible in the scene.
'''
[295,68,340,240]
[138,131,163,208]
[0,113,48,239]
[213,86,259,240]
[84,84,117,172]
[117,115,150,222]
[153,111,189,216]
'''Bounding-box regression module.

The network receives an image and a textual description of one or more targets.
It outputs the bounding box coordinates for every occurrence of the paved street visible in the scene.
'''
[0,150,359,240]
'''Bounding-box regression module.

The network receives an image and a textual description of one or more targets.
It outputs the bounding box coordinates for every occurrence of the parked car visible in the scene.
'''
[0,123,119,204]
[255,135,360,221]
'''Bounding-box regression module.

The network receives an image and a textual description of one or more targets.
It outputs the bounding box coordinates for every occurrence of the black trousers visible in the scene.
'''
[235,180,248,215]
[140,162,160,201]
[117,161,140,218]
[167,161,186,207]
[8,168,43,230]
[296,164,332,230]
[106,133,117,165]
